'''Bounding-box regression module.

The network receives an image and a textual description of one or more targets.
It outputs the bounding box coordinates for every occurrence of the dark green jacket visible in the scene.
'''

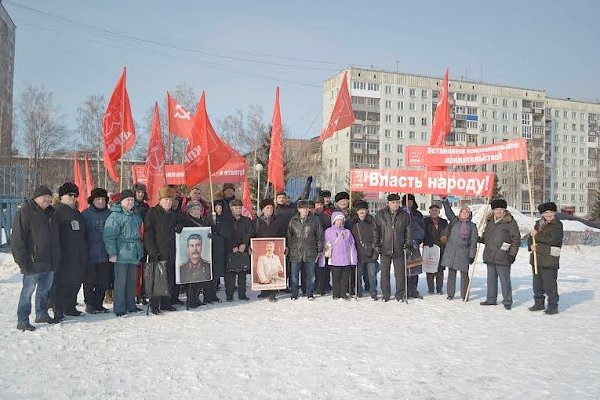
[481,211,521,266]
[103,204,144,264]
[527,219,563,268]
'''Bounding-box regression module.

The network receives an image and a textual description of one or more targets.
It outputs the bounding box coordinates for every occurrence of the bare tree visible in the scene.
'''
[17,84,67,193]
[76,94,105,186]
[217,105,269,161]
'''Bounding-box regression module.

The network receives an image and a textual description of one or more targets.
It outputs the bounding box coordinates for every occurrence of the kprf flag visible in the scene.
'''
[84,154,93,200]
[145,103,167,206]
[241,177,253,219]
[267,87,284,192]
[167,92,193,139]
[430,68,451,147]
[319,71,355,141]
[102,68,136,182]
[184,92,235,186]
[73,154,86,211]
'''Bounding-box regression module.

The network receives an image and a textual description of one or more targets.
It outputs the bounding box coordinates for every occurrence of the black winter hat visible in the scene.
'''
[229,199,243,207]
[88,188,108,205]
[538,202,557,213]
[314,196,325,205]
[320,190,332,198]
[401,193,416,205]
[297,200,310,209]
[387,193,401,201]
[490,198,508,210]
[120,189,135,201]
[334,191,349,203]
[133,182,147,192]
[260,198,275,210]
[58,182,79,197]
[354,200,369,210]
[32,185,52,199]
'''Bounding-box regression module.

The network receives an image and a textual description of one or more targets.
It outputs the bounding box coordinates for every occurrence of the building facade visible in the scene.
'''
[0,0,15,161]
[322,68,598,216]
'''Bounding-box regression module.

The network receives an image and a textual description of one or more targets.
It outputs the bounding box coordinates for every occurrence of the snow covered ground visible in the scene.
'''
[0,247,598,399]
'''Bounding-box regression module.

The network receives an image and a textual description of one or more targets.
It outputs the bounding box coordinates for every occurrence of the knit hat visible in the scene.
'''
[401,193,416,206]
[334,191,349,202]
[33,185,52,199]
[387,193,401,201]
[297,200,310,209]
[186,200,204,210]
[314,196,325,205]
[158,186,176,200]
[229,199,243,207]
[88,188,109,205]
[58,182,79,197]
[133,182,147,192]
[260,198,275,210]
[490,198,508,210]
[331,211,345,224]
[320,190,332,198]
[223,183,235,191]
[538,202,557,213]
[120,189,135,201]
[308,200,315,208]
[354,200,369,211]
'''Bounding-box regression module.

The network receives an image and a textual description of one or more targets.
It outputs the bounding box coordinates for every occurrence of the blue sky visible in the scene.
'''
[5,0,600,141]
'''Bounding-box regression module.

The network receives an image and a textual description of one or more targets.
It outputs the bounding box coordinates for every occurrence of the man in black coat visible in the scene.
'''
[423,204,448,295]
[226,199,254,301]
[12,186,61,331]
[373,193,412,302]
[254,198,287,301]
[351,201,379,300]
[81,188,112,313]
[53,182,88,320]
[144,186,182,314]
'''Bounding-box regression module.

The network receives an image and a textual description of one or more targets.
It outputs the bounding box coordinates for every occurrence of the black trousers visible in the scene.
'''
[532,266,559,310]
[447,268,469,299]
[331,266,350,298]
[54,276,81,315]
[407,275,420,297]
[426,271,444,293]
[315,266,331,294]
[83,262,113,309]
[380,255,406,300]
[225,271,247,299]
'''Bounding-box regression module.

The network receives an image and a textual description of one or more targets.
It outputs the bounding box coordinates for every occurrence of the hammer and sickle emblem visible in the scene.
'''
[174,104,191,120]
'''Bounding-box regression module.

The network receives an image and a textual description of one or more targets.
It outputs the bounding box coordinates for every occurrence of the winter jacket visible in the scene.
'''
[254,214,287,238]
[314,211,331,230]
[275,204,296,228]
[350,214,378,263]
[481,211,521,266]
[440,200,478,273]
[287,214,323,263]
[423,214,448,272]
[405,206,425,246]
[81,205,111,264]
[322,224,357,267]
[134,200,150,221]
[372,207,412,257]
[215,194,235,215]
[54,203,88,284]
[527,219,563,268]
[11,200,60,274]
[229,215,254,252]
[144,204,183,262]
[103,204,144,265]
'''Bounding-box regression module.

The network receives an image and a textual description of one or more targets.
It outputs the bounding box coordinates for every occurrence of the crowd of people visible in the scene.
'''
[11,179,564,331]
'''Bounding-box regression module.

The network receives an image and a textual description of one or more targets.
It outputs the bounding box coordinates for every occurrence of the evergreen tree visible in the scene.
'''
[589,190,600,220]
[491,173,503,199]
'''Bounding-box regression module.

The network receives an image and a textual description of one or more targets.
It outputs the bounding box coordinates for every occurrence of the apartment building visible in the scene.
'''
[321,67,597,216]
[0,0,15,160]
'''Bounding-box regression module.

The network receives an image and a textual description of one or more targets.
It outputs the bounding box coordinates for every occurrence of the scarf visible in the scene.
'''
[431,216,440,230]
[459,217,470,240]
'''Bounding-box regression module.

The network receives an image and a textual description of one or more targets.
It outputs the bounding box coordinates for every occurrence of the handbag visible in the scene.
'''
[143,260,170,298]
[405,246,423,270]
[226,252,250,273]
[324,232,344,258]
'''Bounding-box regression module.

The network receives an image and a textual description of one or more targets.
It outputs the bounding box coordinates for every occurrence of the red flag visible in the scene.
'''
[145,103,167,206]
[73,154,86,211]
[167,92,193,139]
[84,154,93,200]
[430,68,451,147]
[184,92,235,186]
[102,68,136,182]
[319,71,355,141]
[241,177,253,219]
[267,87,285,192]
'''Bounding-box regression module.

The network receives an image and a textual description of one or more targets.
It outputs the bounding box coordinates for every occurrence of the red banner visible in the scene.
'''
[319,71,355,141]
[145,103,167,206]
[132,157,246,186]
[349,169,495,197]
[406,139,528,167]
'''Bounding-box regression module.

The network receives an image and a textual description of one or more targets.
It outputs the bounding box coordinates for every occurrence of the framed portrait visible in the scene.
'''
[250,238,287,291]
[175,227,212,284]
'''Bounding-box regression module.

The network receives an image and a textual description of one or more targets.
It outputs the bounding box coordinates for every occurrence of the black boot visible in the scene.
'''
[528,300,545,312]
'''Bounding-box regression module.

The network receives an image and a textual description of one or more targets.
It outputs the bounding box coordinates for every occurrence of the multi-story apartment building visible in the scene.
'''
[0,0,15,160]
[321,67,597,216]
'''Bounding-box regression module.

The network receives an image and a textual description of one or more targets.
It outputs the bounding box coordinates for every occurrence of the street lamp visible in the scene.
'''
[254,163,263,214]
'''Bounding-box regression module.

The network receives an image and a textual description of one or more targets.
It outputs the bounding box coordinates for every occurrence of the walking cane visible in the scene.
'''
[403,248,409,304]
[146,256,152,316]
[464,199,491,303]
[355,264,359,301]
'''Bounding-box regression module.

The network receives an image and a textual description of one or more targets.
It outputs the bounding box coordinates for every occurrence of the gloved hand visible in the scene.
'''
[174,224,184,234]
[307,176,313,184]
[403,243,412,250]
[477,236,484,244]
[284,248,288,256]
[207,232,212,239]
[469,257,475,264]
[508,255,515,264]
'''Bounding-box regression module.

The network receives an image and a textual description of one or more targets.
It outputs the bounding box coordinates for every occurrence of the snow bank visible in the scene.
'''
[0,249,599,399]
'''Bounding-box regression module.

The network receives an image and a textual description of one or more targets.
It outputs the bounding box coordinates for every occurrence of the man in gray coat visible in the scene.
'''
[480,199,521,310]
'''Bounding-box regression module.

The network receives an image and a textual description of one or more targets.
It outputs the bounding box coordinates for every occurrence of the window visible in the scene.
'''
[502,99,508,107]
[409,131,416,139]
[384,100,392,109]
[482,110,488,118]
[397,101,404,110]
[456,93,466,100]
[421,118,427,126]
[384,158,390,167]
[492,124,498,132]
[397,116,404,124]
[385,115,392,122]
[481,137,487,144]
[409,103,416,111]
[385,86,391,94]
[384,129,391,138]
[397,87,404,96]
[513,113,519,121]
[409,117,416,125]
[397,130,403,138]
[367,83,379,91]
[421,104,428,112]
[482,96,488,105]
[513,100,518,108]
[467,94,477,102]
[502,112,509,120]
[421,132,427,140]
[481,123,488,132]
[502,125,508,133]
[492,111,498,119]
[409,88,416,97]
[397,144,403,152]
[421,89,428,98]
[384,143,391,152]
[492,97,498,105]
